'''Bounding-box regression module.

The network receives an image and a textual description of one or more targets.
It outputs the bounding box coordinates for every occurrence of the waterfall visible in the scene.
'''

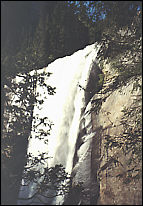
[17,43,100,205]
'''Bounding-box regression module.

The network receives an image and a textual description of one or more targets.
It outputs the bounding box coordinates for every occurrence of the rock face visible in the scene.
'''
[72,61,142,205]
[2,43,141,205]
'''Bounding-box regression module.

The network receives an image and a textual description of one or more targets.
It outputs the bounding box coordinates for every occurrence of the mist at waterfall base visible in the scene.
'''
[17,43,100,205]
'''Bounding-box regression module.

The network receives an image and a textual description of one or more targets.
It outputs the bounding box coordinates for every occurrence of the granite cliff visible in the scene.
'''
[71,59,142,205]
[2,41,142,205]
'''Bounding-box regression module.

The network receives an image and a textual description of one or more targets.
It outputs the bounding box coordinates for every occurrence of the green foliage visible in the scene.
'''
[1,67,84,205]
[92,2,142,186]
[104,92,142,183]
[63,181,84,205]
[2,1,142,79]
[18,152,71,204]
[1,1,142,204]
[1,1,89,80]
[98,73,104,86]
[97,3,142,84]
[121,94,142,159]
[1,70,56,205]
[18,151,84,205]
[1,3,89,204]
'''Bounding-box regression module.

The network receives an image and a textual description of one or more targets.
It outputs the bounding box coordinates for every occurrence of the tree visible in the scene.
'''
[1,1,90,78]
[97,2,142,184]
[1,2,89,204]
[1,1,142,204]
[18,153,72,205]
[1,70,55,205]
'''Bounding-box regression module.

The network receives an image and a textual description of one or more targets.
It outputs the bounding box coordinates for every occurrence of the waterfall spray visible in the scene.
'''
[17,43,101,205]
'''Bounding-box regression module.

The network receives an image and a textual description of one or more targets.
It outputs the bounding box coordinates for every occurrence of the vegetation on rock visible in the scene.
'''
[1,1,142,205]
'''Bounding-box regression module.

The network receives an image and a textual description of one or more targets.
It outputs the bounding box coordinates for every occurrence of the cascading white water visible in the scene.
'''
[17,43,101,205]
